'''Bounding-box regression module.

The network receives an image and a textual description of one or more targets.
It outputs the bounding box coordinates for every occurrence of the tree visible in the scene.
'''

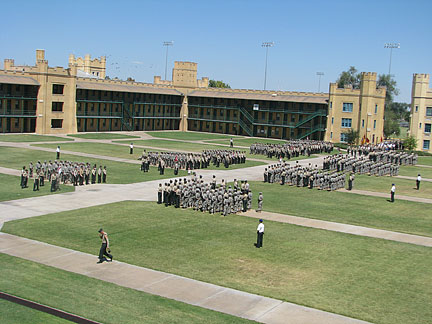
[343,128,360,145]
[126,77,135,82]
[404,135,417,151]
[209,80,231,88]
[336,66,361,89]
[377,74,399,104]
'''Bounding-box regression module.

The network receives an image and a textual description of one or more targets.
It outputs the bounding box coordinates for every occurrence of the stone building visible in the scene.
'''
[0,49,385,143]
[409,73,432,153]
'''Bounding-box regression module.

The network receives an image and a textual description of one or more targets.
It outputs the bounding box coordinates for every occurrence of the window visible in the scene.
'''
[341,118,352,128]
[340,133,348,143]
[330,132,333,139]
[51,119,63,128]
[342,103,353,112]
[375,104,378,114]
[291,115,295,122]
[15,119,19,127]
[373,120,376,129]
[15,101,20,109]
[423,140,430,150]
[419,123,422,129]
[52,84,64,94]
[362,119,365,128]
[330,102,332,109]
[415,106,418,112]
[425,123,431,133]
[427,107,432,116]
[52,102,63,112]
[331,117,334,125]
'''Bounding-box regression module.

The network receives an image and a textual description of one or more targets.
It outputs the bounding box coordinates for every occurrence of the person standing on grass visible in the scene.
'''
[56,146,60,159]
[254,219,264,248]
[230,138,233,147]
[390,183,396,203]
[130,143,134,154]
[256,192,263,212]
[416,174,421,190]
[97,228,113,264]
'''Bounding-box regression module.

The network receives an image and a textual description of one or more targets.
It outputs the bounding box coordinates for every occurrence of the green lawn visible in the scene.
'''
[146,131,239,141]
[3,201,432,324]
[0,146,186,184]
[418,156,432,166]
[398,165,432,179]
[0,134,73,142]
[209,137,288,147]
[0,298,70,324]
[0,173,74,202]
[0,254,251,324]
[249,181,432,237]
[68,133,140,140]
[34,142,265,170]
[353,174,432,199]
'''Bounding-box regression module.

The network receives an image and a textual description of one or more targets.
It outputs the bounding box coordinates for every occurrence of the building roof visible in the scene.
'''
[76,70,100,79]
[188,90,328,104]
[0,74,39,86]
[76,80,183,96]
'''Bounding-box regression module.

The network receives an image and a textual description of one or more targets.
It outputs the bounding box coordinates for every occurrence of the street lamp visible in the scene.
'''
[316,72,324,92]
[262,42,274,90]
[163,41,174,80]
[384,42,400,76]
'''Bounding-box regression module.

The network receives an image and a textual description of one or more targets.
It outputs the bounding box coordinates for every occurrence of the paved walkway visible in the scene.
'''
[417,164,432,168]
[242,210,432,247]
[339,188,432,204]
[0,166,20,176]
[396,175,432,182]
[0,233,371,324]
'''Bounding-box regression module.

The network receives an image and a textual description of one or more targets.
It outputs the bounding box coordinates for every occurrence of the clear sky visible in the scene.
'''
[1,0,431,102]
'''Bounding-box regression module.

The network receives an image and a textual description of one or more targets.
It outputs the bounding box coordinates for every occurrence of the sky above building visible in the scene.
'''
[0,0,431,102]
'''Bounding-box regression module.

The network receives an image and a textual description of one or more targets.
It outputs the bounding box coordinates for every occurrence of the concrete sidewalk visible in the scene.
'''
[0,166,21,176]
[242,210,432,247]
[0,233,371,324]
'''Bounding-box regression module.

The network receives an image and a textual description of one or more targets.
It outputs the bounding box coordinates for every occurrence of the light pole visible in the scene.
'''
[384,42,400,76]
[316,72,324,92]
[262,42,274,90]
[163,41,174,80]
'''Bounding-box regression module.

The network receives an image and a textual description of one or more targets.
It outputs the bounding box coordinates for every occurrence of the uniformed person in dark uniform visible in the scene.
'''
[97,228,113,264]
[102,166,107,183]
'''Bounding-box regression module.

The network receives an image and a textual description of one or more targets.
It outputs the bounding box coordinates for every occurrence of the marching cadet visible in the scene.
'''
[73,168,78,186]
[29,162,34,178]
[174,162,179,176]
[212,175,216,189]
[348,173,355,191]
[97,166,102,183]
[33,171,40,191]
[256,192,263,212]
[103,166,107,183]
[157,183,163,204]
[39,169,45,187]
[159,159,165,175]
[50,172,57,192]
[56,146,60,159]
[85,167,90,185]
[20,166,28,189]
[91,166,96,184]
[242,192,248,212]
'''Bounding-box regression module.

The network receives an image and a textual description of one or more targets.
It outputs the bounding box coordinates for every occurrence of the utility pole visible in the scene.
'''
[262,42,274,90]
[163,41,174,80]
[316,72,324,92]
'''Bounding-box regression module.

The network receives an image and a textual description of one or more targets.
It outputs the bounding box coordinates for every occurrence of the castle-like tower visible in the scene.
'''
[69,53,106,78]
[410,74,432,152]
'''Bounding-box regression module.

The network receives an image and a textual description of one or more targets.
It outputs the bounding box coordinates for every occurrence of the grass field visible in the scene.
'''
[0,134,73,142]
[33,142,265,170]
[418,156,432,166]
[248,181,432,237]
[0,146,186,184]
[146,131,239,141]
[209,137,288,147]
[353,174,432,199]
[0,254,251,324]
[0,173,74,202]
[3,201,432,324]
[68,133,140,140]
[0,298,70,324]
[398,165,432,179]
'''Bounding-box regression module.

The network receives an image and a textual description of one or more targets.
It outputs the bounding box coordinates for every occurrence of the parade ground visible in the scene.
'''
[1,131,432,324]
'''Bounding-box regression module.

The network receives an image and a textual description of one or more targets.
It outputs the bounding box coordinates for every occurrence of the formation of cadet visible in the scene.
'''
[346,141,404,157]
[250,140,333,159]
[158,175,253,216]
[323,152,412,177]
[264,162,346,191]
[20,160,107,192]
[139,149,246,172]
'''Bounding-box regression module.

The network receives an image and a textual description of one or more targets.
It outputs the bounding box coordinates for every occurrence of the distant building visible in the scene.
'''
[409,74,432,153]
[0,49,384,143]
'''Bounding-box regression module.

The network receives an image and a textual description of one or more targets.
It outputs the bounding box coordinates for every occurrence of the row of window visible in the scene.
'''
[415,106,432,116]
[333,118,377,129]
[338,103,379,114]
[419,123,432,133]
